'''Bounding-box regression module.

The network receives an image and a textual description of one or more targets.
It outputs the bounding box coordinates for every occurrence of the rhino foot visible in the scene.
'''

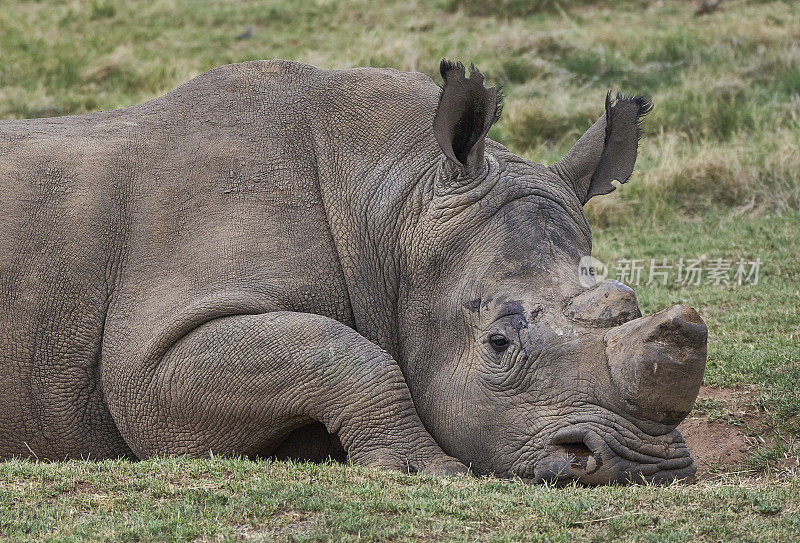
[351,448,469,477]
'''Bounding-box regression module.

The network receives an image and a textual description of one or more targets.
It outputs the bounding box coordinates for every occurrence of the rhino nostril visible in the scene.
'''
[553,440,601,474]
[558,441,592,455]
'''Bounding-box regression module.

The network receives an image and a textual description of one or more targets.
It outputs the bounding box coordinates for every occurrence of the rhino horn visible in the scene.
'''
[604,305,708,428]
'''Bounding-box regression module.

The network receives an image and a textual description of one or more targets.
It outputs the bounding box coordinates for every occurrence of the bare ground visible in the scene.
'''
[678,386,765,477]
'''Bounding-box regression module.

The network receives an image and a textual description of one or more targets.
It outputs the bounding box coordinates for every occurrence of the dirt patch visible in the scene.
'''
[676,386,765,477]
[679,418,752,472]
[694,385,741,404]
[74,480,99,494]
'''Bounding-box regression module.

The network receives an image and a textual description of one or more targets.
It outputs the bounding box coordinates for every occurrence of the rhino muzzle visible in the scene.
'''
[534,424,696,485]
[529,284,708,485]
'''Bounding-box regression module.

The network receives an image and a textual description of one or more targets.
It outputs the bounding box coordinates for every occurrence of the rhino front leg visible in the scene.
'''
[104,311,465,475]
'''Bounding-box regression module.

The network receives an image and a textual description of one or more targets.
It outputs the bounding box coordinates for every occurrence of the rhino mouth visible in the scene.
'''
[514,423,695,485]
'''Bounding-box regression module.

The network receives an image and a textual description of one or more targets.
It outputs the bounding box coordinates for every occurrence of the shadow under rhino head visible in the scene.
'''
[397,60,707,485]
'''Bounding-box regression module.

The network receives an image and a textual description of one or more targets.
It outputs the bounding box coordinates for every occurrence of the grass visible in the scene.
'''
[1,0,799,540]
[1,457,799,542]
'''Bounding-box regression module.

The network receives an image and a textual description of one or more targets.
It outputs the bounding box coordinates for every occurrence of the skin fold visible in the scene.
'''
[0,60,706,484]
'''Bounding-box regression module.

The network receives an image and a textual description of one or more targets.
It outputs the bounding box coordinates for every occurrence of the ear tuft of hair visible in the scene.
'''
[604,91,653,144]
[439,59,466,82]
[468,63,484,84]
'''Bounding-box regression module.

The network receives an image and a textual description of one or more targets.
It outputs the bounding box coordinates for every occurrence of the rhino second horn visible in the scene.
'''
[565,279,642,327]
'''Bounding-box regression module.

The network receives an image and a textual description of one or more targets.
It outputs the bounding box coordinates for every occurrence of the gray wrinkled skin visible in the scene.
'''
[0,60,707,484]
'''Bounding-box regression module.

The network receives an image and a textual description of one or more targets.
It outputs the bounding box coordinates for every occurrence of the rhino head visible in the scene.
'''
[397,61,707,484]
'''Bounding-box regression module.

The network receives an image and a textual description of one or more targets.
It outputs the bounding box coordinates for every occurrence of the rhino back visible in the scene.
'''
[100,62,360,378]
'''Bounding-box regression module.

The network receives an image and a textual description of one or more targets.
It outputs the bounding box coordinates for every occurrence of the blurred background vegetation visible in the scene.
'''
[0,1,798,540]
[1,0,798,224]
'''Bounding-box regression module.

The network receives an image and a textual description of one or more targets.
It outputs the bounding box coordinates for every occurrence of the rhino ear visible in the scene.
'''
[433,60,502,172]
[551,92,652,205]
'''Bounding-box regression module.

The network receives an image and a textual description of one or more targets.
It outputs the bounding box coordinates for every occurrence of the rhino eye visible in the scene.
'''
[489,334,510,352]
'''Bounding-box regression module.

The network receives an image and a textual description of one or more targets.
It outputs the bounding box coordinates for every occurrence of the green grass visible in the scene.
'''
[1,457,799,542]
[1,0,799,540]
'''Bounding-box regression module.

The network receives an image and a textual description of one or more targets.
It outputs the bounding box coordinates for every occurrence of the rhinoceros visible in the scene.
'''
[0,60,707,484]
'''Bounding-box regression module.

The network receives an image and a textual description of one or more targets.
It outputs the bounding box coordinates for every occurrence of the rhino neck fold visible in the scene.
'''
[311,131,442,364]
